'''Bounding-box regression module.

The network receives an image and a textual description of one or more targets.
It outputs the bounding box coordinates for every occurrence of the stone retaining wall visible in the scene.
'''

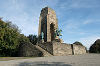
[38,41,86,56]
[73,44,86,54]
[52,42,73,56]
[37,42,53,54]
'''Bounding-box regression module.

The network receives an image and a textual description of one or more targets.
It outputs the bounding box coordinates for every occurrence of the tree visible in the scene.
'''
[89,39,100,53]
[73,41,83,46]
[27,34,38,45]
[0,20,20,56]
[0,19,38,57]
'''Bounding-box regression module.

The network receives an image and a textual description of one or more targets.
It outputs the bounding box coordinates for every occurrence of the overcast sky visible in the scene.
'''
[0,0,100,49]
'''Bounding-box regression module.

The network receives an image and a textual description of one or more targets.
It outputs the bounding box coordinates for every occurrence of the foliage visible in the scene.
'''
[27,34,38,45]
[18,35,41,57]
[0,20,20,56]
[89,39,100,53]
[18,34,30,44]
[73,41,83,46]
[0,19,38,57]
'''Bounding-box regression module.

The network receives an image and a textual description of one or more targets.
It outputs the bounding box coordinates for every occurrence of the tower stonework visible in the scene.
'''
[38,7,58,42]
[36,7,86,56]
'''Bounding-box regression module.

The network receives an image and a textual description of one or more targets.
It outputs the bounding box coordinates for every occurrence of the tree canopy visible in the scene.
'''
[0,19,38,56]
[0,20,21,56]
[27,34,38,45]
[89,39,100,53]
[73,41,83,46]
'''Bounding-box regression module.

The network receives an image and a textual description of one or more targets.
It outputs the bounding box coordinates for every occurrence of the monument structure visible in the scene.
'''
[18,7,86,57]
[38,7,59,42]
[36,7,86,56]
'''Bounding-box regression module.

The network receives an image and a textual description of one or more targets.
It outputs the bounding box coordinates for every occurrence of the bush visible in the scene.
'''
[89,39,100,53]
[27,34,38,45]
[0,19,39,57]
[73,41,83,46]
[0,20,20,56]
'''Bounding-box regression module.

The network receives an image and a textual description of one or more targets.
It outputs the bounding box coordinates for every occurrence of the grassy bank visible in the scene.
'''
[0,57,33,61]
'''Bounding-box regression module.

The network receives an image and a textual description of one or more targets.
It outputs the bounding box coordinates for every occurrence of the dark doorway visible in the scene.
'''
[50,23,55,41]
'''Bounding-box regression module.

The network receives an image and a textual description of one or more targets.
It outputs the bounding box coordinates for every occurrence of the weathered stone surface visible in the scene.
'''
[36,7,87,56]
[38,7,58,42]
[35,45,52,56]
[73,45,86,54]
[37,41,86,56]
[52,42,73,56]
[18,42,43,57]
[37,42,53,55]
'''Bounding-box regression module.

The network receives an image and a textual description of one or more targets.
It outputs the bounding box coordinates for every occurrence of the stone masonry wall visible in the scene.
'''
[73,45,86,54]
[38,42,53,54]
[47,7,58,42]
[18,42,43,57]
[39,7,58,42]
[37,41,86,56]
[52,41,86,56]
[52,42,73,56]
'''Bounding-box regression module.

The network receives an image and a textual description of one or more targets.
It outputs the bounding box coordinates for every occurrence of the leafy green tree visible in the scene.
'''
[73,41,83,46]
[27,34,38,45]
[0,20,20,56]
[0,18,38,57]
[89,39,100,53]
[18,34,30,44]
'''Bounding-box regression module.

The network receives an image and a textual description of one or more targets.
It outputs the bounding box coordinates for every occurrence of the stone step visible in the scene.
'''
[35,45,53,57]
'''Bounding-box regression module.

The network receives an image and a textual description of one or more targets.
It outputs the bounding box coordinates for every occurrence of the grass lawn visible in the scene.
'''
[0,57,33,61]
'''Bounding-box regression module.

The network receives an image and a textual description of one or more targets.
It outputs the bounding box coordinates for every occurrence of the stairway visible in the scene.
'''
[35,45,53,57]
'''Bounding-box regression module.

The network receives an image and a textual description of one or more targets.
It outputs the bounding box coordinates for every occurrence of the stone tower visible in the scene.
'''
[38,7,58,42]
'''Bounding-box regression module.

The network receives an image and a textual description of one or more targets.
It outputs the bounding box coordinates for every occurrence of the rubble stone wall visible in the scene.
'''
[37,41,86,56]
[73,44,86,54]
[38,42,53,54]
[52,42,73,56]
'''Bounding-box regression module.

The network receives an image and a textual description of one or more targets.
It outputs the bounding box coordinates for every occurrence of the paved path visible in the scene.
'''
[0,54,100,66]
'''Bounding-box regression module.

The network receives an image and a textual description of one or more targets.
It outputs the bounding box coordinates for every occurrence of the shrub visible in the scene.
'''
[27,34,38,45]
[73,41,83,46]
[89,39,100,53]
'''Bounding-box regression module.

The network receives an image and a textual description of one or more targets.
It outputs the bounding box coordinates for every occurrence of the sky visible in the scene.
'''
[0,0,100,49]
